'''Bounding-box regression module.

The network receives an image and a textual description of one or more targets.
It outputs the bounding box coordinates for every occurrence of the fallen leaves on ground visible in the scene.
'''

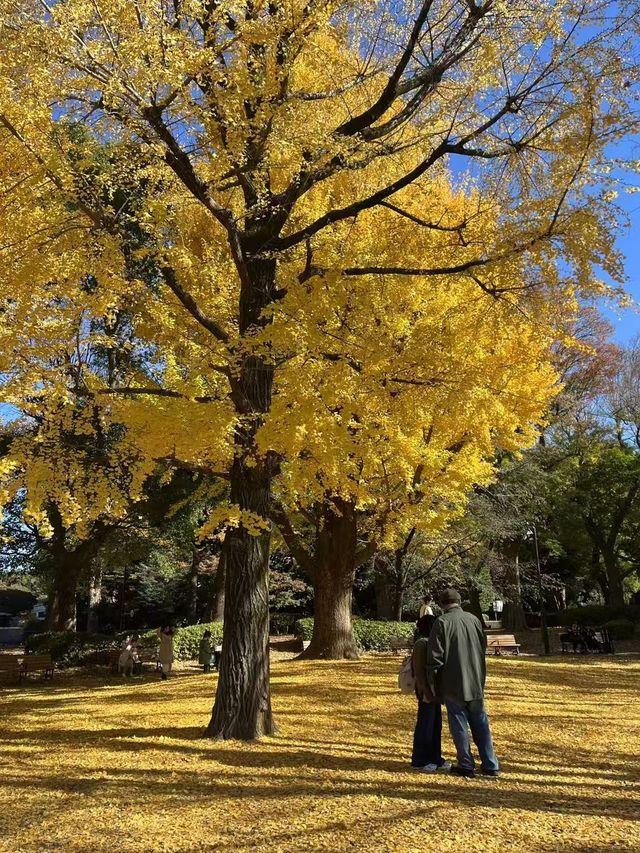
[1,656,639,853]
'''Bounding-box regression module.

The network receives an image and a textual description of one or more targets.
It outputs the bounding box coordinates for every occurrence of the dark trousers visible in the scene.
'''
[411,699,443,768]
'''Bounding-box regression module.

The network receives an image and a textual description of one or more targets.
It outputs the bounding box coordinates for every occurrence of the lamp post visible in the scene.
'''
[528,524,551,656]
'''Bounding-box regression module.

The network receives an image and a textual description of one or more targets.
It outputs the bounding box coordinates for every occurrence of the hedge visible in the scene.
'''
[137,622,224,661]
[603,619,635,640]
[294,618,414,651]
[558,604,640,628]
[26,622,224,665]
[25,631,115,666]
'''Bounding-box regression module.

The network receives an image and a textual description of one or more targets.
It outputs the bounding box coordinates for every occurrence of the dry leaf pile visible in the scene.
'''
[1,656,638,852]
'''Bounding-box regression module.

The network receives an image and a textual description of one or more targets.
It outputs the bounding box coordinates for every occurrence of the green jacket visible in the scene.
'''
[198,637,212,665]
[426,606,487,704]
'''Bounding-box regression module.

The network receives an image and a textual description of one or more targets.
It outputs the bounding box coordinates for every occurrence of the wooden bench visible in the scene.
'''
[137,648,161,672]
[0,653,23,683]
[390,636,413,655]
[486,634,520,656]
[20,654,54,680]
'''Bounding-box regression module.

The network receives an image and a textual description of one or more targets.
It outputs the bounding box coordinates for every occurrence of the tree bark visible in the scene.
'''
[207,257,277,740]
[49,557,80,631]
[392,584,404,622]
[86,563,102,633]
[301,500,359,660]
[374,561,394,620]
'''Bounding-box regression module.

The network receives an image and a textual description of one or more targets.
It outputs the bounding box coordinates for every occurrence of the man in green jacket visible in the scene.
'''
[427,588,500,778]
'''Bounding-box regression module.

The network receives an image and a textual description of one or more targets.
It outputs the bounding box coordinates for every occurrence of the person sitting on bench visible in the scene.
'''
[118,637,139,677]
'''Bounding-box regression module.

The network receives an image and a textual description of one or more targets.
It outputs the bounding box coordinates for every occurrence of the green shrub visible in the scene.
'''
[294,618,414,651]
[559,604,640,627]
[294,618,314,641]
[138,622,224,661]
[26,623,224,665]
[25,631,115,666]
[603,619,635,640]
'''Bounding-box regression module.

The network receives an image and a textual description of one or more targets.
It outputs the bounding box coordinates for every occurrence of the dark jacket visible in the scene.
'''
[426,606,487,704]
[411,636,429,698]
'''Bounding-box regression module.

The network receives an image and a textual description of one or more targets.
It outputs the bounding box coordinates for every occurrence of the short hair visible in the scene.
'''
[438,588,462,607]
[416,614,437,637]
[423,594,433,603]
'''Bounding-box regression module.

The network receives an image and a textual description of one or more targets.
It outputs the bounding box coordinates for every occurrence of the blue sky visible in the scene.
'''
[602,187,640,343]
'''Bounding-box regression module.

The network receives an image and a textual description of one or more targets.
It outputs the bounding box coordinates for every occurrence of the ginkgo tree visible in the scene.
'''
[264,174,560,659]
[0,0,638,739]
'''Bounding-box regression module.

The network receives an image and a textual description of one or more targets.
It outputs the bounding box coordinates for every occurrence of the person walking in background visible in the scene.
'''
[410,614,451,773]
[419,595,434,618]
[427,589,500,779]
[199,630,213,674]
[157,625,176,681]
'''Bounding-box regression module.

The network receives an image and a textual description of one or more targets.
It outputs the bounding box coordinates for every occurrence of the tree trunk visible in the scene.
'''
[49,558,80,631]
[207,257,277,740]
[86,563,102,633]
[467,586,484,622]
[502,547,528,632]
[392,585,404,622]
[210,551,226,622]
[373,555,393,620]
[301,500,359,660]
[602,547,625,607]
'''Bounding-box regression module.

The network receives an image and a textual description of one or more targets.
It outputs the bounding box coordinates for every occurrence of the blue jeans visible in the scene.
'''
[411,699,444,768]
[445,699,499,772]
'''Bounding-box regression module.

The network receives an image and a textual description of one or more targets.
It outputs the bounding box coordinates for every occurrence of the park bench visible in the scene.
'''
[0,653,23,683]
[390,635,413,655]
[137,648,161,672]
[560,628,614,655]
[20,654,55,680]
[486,634,520,656]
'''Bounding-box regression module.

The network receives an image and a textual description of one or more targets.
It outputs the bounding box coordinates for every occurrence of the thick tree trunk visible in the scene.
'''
[207,257,276,740]
[602,548,625,607]
[302,500,359,660]
[86,564,102,633]
[210,552,226,622]
[49,558,80,631]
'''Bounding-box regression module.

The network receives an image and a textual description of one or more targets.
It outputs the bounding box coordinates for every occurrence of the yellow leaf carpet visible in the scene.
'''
[1,657,638,853]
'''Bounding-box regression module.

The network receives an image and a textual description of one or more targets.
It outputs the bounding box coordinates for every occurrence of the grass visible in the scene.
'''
[1,656,639,852]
